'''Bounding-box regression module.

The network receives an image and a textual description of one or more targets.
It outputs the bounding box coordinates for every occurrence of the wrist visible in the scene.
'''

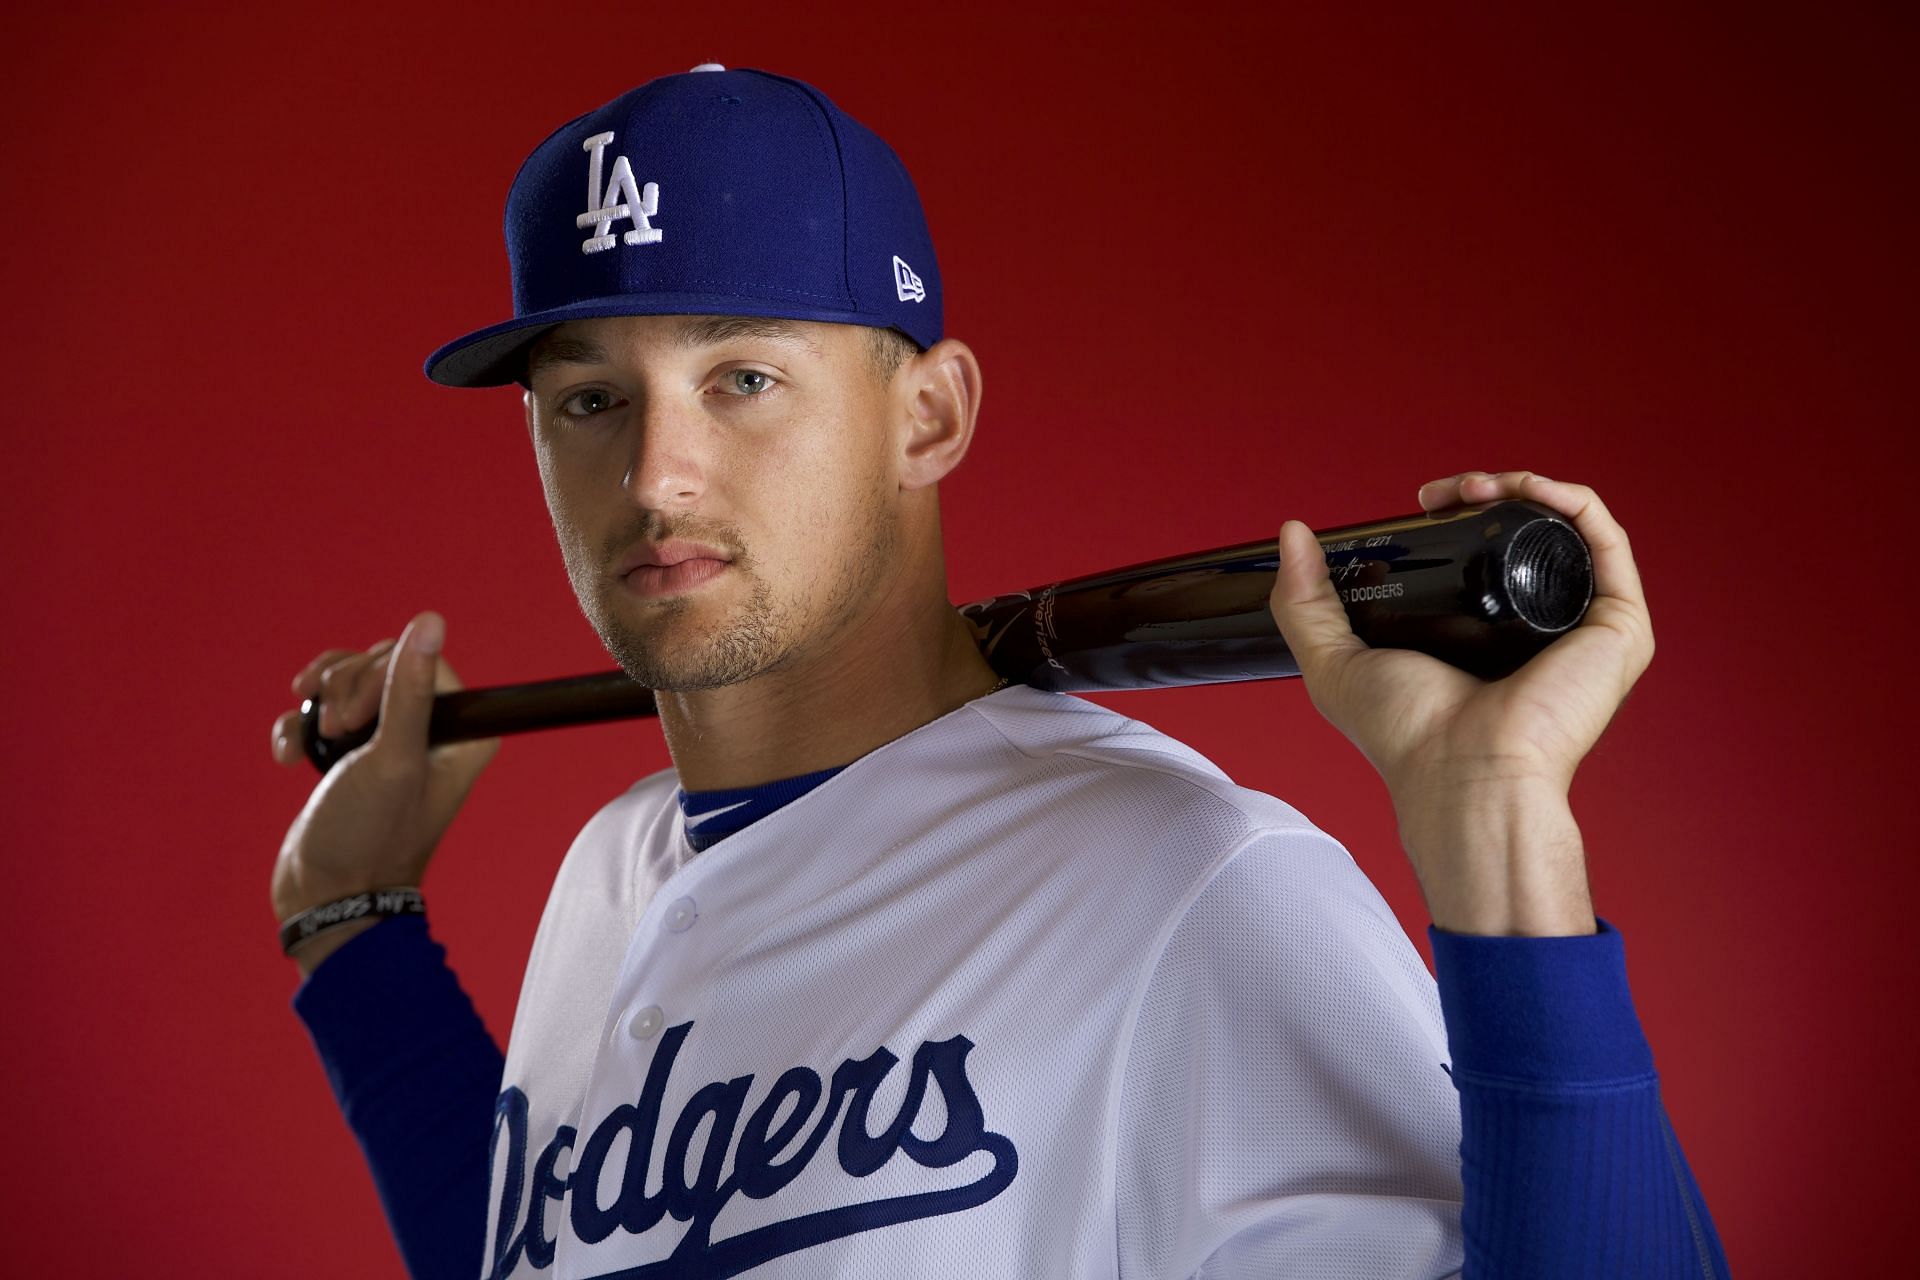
[278,886,425,975]
[287,916,383,978]
[1392,778,1595,937]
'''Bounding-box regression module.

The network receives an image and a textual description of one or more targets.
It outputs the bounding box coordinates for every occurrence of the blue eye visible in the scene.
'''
[723,369,774,396]
[559,388,617,417]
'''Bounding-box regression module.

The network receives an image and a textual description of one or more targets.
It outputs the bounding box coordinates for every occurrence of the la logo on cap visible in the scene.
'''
[578,131,662,255]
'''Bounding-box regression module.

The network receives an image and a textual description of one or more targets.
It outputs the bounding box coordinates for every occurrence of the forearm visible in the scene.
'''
[292,915,504,1280]
[1402,783,1723,1271]
[1433,923,1728,1279]
[1393,775,1595,937]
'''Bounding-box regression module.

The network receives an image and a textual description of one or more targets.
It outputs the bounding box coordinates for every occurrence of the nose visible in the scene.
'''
[622,396,707,511]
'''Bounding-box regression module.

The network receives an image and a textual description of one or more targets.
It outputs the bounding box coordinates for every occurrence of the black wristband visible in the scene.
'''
[278,887,424,956]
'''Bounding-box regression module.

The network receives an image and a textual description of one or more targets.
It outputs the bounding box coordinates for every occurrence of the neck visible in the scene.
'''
[652,558,1000,793]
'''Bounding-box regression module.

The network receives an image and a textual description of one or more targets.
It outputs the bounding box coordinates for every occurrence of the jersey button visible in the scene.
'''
[627,1005,664,1040]
[663,896,698,933]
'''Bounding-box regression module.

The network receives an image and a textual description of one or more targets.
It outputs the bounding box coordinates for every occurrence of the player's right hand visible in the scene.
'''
[268,611,501,972]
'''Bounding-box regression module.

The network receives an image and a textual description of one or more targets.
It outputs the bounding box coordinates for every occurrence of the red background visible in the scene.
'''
[3,3,1911,1274]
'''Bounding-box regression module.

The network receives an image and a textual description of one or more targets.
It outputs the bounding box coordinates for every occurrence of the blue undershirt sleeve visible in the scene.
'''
[291,914,505,1280]
[1430,920,1728,1279]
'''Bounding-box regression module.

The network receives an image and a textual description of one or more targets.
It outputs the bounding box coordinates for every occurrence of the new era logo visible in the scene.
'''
[893,255,925,303]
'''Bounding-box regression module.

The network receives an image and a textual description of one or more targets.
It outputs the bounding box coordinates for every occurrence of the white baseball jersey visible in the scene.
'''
[482,683,1466,1279]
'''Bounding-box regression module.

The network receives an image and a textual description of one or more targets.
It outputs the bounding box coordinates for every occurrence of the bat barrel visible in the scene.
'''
[1500,512,1592,632]
[957,500,1592,689]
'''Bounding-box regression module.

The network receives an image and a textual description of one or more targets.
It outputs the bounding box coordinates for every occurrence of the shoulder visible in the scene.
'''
[964,684,1329,843]
[596,764,682,822]
[544,765,683,896]
[955,685,1360,905]
[570,764,682,846]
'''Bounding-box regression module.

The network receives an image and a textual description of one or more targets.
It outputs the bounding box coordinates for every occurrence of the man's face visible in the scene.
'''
[523,313,902,692]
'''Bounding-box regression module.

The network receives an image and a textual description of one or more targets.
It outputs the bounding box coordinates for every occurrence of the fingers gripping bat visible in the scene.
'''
[301,500,1590,774]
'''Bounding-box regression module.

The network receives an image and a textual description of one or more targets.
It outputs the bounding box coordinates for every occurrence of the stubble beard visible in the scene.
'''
[562,496,899,694]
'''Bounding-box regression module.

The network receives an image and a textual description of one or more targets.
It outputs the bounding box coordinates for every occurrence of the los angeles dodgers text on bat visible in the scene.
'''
[1337,582,1407,602]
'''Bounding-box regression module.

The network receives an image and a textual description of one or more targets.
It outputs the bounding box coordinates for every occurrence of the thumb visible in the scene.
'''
[1269,519,1366,685]
[370,611,445,756]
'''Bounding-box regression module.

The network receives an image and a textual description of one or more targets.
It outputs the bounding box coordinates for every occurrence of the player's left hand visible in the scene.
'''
[1268,471,1654,935]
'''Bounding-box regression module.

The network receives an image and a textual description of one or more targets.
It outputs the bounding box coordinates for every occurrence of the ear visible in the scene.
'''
[894,337,983,492]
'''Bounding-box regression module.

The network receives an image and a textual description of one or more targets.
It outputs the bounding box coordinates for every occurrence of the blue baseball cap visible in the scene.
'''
[424,64,943,388]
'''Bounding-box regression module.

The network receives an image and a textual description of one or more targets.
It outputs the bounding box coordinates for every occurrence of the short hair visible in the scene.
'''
[862,324,922,387]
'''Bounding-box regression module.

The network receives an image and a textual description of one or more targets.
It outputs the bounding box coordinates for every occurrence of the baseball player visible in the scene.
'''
[270,67,1727,1279]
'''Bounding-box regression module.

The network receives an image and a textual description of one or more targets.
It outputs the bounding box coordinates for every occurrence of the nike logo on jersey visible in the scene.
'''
[684,798,754,827]
[487,1022,1019,1277]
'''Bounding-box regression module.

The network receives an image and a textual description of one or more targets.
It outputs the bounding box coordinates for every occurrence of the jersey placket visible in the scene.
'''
[552,799,843,1274]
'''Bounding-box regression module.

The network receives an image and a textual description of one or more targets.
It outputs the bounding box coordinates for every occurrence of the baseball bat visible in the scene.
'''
[300,499,1590,774]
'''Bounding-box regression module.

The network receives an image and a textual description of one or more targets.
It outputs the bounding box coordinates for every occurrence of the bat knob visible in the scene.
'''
[299,697,376,775]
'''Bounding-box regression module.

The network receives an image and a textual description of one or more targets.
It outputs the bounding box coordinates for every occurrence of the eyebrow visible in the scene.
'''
[526,315,822,379]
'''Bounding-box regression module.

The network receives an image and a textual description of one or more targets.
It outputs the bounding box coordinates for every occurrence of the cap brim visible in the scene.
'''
[424,294,899,388]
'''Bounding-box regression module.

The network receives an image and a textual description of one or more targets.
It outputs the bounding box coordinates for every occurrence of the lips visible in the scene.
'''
[623,557,729,598]
[615,540,733,576]
[615,539,734,600]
